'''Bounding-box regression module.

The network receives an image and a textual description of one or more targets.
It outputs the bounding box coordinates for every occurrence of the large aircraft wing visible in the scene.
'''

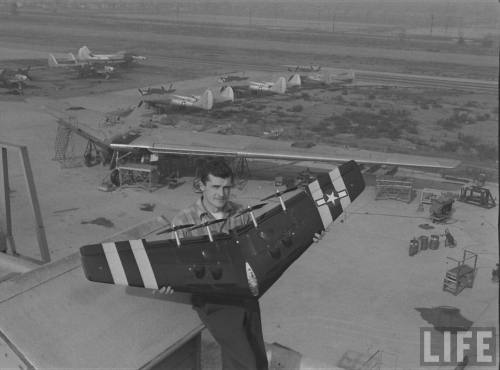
[110,127,460,168]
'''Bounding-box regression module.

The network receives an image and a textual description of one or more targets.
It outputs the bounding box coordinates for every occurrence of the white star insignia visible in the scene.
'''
[315,189,348,207]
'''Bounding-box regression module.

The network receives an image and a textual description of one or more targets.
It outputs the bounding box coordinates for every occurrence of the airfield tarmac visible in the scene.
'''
[1,22,499,370]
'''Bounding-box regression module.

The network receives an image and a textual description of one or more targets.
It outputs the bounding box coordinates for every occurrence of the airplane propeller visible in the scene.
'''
[190,218,227,242]
[260,186,298,201]
[156,223,195,235]
[235,203,267,216]
[189,218,227,231]
[235,203,267,228]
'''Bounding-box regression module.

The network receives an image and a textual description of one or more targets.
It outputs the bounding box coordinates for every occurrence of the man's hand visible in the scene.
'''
[313,231,326,243]
[155,286,174,295]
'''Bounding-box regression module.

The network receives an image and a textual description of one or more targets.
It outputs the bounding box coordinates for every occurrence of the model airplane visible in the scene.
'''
[139,89,214,110]
[48,53,115,80]
[285,64,322,73]
[249,77,287,94]
[80,161,366,299]
[0,67,30,93]
[77,46,146,66]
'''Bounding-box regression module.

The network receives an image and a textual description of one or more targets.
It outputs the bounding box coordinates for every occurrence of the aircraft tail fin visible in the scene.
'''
[48,54,59,67]
[271,77,287,94]
[198,89,213,110]
[217,86,234,103]
[78,46,92,60]
[287,74,301,88]
[349,70,356,83]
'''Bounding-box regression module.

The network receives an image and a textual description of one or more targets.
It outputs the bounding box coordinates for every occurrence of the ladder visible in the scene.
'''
[443,250,478,295]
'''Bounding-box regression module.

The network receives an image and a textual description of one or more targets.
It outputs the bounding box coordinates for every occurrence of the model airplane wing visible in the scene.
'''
[110,127,460,169]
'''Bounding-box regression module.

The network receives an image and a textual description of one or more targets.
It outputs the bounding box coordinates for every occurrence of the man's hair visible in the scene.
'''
[199,158,234,185]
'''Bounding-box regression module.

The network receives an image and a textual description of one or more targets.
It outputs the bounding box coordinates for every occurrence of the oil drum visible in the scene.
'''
[418,235,429,251]
[430,234,440,250]
[409,238,419,256]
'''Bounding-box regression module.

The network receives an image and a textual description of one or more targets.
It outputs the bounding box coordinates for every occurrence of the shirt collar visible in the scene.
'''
[194,196,238,222]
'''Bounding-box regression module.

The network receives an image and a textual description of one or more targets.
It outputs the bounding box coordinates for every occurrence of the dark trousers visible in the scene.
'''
[193,299,268,370]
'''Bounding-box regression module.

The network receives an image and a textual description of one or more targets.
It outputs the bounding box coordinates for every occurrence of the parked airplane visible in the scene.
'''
[139,89,214,110]
[0,67,30,93]
[48,53,115,79]
[218,74,249,84]
[77,46,146,66]
[305,70,356,85]
[249,77,287,94]
[138,84,176,96]
[285,64,322,73]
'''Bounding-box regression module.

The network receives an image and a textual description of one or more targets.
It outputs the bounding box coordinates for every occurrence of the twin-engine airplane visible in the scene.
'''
[139,89,214,111]
[285,64,322,73]
[249,77,287,94]
[304,70,356,85]
[138,84,176,96]
[218,73,249,83]
[0,68,28,93]
[77,46,146,66]
[48,53,115,79]
[0,67,31,93]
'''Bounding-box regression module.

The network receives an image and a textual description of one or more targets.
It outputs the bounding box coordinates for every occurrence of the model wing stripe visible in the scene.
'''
[330,167,351,210]
[102,242,129,285]
[130,239,159,289]
[308,179,332,229]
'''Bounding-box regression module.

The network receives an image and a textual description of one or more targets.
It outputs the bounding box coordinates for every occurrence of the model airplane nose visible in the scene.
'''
[104,66,114,73]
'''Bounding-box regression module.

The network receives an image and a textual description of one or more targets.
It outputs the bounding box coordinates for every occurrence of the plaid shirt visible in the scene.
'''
[172,197,249,238]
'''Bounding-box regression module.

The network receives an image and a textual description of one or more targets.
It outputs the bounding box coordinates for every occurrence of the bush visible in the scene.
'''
[289,104,303,112]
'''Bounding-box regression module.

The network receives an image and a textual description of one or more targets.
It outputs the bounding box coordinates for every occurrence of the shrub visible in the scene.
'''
[289,104,303,112]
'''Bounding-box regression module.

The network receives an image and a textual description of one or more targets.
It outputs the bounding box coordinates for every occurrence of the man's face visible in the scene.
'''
[201,174,232,212]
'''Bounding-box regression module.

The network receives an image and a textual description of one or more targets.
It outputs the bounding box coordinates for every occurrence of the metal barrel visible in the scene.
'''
[429,234,440,250]
[418,235,429,251]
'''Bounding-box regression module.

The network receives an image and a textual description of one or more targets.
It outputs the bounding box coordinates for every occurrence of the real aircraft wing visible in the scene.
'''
[110,127,460,169]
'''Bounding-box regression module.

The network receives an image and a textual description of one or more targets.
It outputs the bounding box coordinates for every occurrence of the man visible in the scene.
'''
[161,158,269,370]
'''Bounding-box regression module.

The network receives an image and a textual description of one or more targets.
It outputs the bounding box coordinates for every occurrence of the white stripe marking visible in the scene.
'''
[130,239,159,290]
[330,167,351,210]
[102,242,128,286]
[309,179,332,229]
